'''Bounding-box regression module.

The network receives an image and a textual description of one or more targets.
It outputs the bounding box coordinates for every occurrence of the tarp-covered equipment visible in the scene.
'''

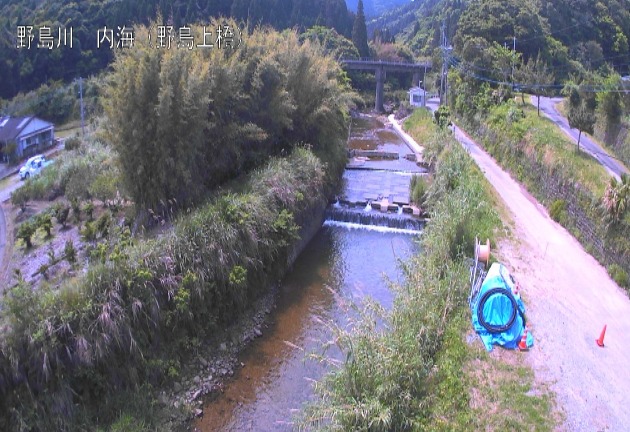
[471,262,534,351]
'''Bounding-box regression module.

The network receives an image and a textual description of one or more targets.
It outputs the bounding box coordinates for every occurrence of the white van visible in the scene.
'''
[18,154,52,180]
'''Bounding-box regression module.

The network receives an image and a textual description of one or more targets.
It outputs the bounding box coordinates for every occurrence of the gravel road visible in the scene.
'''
[453,125,630,431]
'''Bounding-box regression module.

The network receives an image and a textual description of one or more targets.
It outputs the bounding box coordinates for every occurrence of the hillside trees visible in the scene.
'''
[454,0,548,62]
[0,0,354,100]
[517,53,554,115]
[104,19,351,211]
[564,81,597,151]
[352,0,370,57]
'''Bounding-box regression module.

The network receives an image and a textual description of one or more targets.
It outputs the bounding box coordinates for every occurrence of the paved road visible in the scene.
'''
[537,96,628,179]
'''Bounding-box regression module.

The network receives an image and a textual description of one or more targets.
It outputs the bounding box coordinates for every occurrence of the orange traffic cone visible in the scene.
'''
[518,325,529,351]
[596,325,607,347]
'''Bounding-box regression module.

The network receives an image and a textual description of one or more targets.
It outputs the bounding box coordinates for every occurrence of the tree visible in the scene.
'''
[597,73,624,127]
[517,53,554,115]
[352,0,370,58]
[300,26,360,59]
[565,83,596,151]
[602,174,630,226]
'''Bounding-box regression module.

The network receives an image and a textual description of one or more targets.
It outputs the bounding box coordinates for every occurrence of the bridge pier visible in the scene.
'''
[339,59,432,113]
[375,66,385,112]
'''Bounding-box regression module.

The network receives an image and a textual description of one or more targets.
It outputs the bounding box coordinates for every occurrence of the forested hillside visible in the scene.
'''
[0,0,353,99]
[345,0,409,17]
[371,0,630,77]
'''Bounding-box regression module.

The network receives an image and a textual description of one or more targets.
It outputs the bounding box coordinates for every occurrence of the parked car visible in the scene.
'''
[18,154,53,180]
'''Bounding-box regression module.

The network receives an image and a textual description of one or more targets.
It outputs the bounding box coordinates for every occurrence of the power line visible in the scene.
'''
[447,55,630,93]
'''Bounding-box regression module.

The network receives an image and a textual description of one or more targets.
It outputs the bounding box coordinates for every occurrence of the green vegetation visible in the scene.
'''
[483,102,609,196]
[457,99,630,292]
[564,81,597,151]
[549,199,568,224]
[103,19,350,211]
[608,263,629,288]
[303,109,538,430]
[10,141,122,209]
[0,0,358,100]
[1,19,352,430]
[0,148,331,430]
[410,174,429,207]
[352,0,370,58]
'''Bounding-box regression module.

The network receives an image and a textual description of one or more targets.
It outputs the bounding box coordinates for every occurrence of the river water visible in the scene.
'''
[196,115,422,431]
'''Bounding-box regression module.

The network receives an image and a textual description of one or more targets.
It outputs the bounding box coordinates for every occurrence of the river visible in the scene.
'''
[195,114,424,431]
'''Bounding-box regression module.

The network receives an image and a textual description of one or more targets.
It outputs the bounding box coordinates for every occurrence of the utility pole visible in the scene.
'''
[423,63,427,107]
[78,77,85,137]
[512,36,516,89]
[440,21,446,105]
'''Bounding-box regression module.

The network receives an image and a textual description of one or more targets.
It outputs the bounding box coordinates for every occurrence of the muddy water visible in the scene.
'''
[196,115,420,431]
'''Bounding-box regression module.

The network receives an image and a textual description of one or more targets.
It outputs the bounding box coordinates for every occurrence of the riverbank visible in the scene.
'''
[299,109,559,430]
[0,148,336,431]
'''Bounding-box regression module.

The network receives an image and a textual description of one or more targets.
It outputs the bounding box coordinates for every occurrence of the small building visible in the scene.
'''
[0,116,55,163]
[408,86,426,107]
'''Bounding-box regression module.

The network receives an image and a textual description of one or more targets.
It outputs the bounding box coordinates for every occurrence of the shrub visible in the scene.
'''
[11,186,29,212]
[64,240,77,264]
[35,213,53,237]
[66,164,96,202]
[83,202,94,221]
[55,205,70,227]
[549,199,567,223]
[608,264,629,288]
[88,171,121,205]
[17,221,36,248]
[71,199,81,222]
[95,211,112,238]
[80,221,97,242]
[64,136,81,151]
[3,141,17,164]
[410,174,429,206]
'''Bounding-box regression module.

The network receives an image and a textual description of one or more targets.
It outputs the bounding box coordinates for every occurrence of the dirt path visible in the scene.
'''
[452,125,630,431]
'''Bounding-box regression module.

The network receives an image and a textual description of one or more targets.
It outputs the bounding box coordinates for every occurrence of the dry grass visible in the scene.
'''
[465,339,559,431]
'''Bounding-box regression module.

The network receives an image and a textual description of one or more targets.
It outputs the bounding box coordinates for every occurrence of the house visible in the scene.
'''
[0,116,55,163]
[408,87,426,107]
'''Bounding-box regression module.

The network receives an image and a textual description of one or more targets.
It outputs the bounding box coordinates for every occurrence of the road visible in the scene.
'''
[537,96,628,179]
[400,103,630,430]
[453,124,630,431]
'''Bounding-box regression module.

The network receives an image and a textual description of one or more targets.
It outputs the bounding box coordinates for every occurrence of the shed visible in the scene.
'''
[408,86,426,107]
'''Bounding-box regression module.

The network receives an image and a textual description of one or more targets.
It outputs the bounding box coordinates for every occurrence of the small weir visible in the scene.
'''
[197,113,424,431]
[324,206,424,232]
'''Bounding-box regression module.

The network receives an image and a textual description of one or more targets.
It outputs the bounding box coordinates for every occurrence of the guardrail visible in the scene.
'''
[339,58,432,67]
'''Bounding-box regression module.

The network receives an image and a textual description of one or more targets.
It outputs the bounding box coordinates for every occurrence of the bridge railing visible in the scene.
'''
[339,58,432,67]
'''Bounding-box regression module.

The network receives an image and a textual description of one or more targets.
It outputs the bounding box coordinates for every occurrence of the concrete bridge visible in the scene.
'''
[340,58,433,112]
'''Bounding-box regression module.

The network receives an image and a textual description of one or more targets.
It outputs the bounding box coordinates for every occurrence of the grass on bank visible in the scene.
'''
[302,108,555,431]
[486,102,609,197]
[0,147,330,431]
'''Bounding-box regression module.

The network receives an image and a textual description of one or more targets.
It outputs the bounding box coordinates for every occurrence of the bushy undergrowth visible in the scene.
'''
[10,140,123,207]
[0,148,328,430]
[410,174,429,206]
[304,123,500,430]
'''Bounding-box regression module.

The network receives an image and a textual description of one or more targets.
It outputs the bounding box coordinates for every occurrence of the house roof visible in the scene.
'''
[408,86,425,93]
[0,116,52,143]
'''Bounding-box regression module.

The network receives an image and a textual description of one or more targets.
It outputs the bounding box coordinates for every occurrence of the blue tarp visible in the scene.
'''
[471,263,534,351]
